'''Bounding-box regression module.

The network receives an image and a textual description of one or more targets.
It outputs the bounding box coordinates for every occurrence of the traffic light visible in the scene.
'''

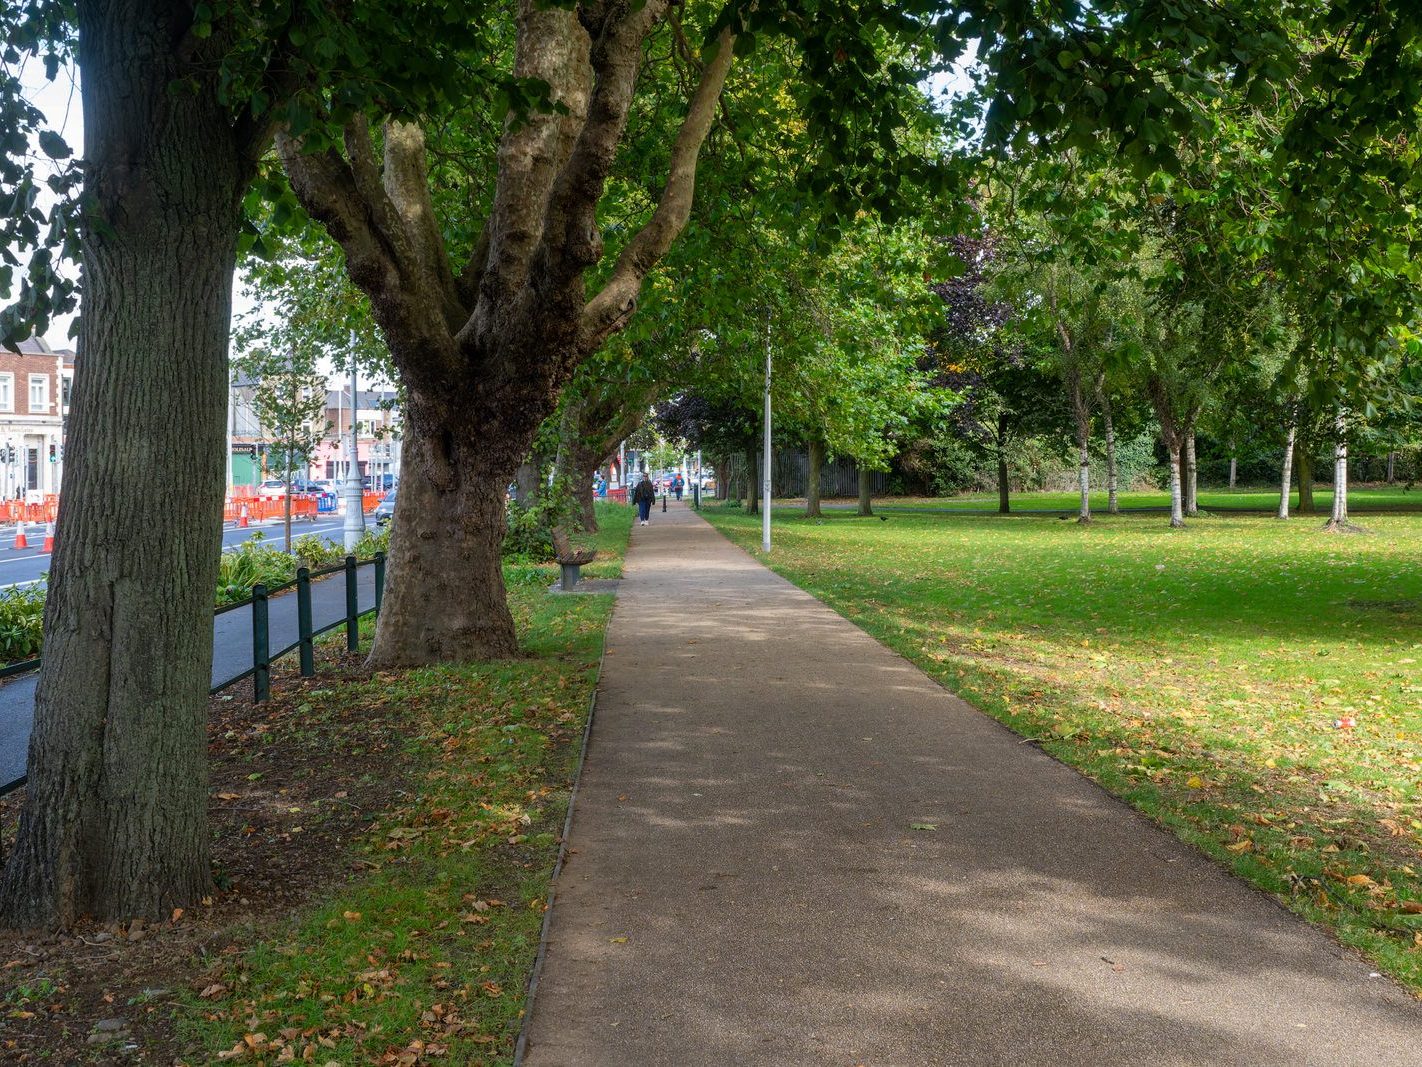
[47,444,56,463]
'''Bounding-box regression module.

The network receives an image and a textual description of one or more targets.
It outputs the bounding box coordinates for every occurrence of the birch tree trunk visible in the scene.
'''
[1228,454,1237,490]
[857,467,873,517]
[1076,433,1091,524]
[1324,409,1352,531]
[1184,431,1199,516]
[1168,442,1186,528]
[1277,419,1296,520]
[804,439,824,517]
[1,0,253,926]
[1386,451,1396,484]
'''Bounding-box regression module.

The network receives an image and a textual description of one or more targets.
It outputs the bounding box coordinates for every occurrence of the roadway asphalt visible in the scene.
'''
[0,516,375,791]
[521,504,1422,1066]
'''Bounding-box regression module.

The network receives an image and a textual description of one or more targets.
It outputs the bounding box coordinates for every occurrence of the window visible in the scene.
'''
[61,375,72,411]
[28,375,48,413]
[0,374,13,413]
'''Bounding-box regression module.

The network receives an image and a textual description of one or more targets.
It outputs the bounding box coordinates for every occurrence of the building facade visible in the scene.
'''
[0,338,76,498]
[311,388,401,486]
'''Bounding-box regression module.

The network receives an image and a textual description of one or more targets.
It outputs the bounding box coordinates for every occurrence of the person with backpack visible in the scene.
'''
[632,473,656,526]
[673,472,685,500]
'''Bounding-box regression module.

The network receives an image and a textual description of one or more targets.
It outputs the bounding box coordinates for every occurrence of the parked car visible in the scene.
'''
[257,479,288,499]
[373,490,397,524]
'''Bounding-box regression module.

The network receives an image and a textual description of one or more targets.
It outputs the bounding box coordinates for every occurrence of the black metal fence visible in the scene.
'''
[0,554,385,800]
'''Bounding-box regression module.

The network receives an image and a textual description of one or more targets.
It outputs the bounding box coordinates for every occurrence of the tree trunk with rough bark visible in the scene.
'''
[996,411,1011,515]
[1184,431,1199,516]
[857,467,873,517]
[514,458,542,507]
[1296,444,1315,514]
[1277,418,1296,520]
[0,0,253,927]
[1067,369,1091,524]
[805,439,823,518]
[370,407,518,665]
[279,3,736,666]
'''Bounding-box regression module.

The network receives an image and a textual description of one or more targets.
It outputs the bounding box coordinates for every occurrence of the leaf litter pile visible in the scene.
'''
[0,571,614,1065]
[708,505,1422,993]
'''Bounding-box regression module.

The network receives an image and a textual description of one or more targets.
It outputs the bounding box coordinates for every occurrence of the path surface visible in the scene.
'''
[522,503,1422,1066]
[0,565,376,789]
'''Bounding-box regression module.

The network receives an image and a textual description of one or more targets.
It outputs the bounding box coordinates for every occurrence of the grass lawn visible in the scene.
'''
[705,504,1422,992]
[178,503,633,1064]
[837,485,1422,513]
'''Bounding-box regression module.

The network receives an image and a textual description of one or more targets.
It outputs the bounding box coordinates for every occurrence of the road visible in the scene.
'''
[0,516,354,591]
[0,516,377,792]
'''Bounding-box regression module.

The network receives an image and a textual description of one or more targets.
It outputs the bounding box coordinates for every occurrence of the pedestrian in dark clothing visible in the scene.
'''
[674,473,684,501]
[632,474,656,525]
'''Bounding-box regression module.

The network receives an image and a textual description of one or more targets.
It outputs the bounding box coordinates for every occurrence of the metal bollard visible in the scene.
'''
[296,567,314,677]
[662,493,667,513]
[252,583,271,702]
[374,552,386,614]
[344,555,359,651]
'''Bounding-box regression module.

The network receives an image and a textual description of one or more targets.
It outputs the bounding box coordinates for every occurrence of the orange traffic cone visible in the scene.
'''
[42,522,53,553]
[13,522,26,550]
[238,503,250,528]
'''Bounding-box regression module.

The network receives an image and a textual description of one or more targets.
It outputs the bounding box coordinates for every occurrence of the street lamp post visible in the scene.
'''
[761,324,772,553]
[343,354,366,551]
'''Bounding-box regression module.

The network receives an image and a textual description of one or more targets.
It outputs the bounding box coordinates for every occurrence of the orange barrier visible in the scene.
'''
[223,497,319,523]
[608,487,628,504]
[362,492,382,514]
[0,500,59,524]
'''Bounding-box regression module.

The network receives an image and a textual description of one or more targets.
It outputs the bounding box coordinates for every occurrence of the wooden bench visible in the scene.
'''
[551,527,597,590]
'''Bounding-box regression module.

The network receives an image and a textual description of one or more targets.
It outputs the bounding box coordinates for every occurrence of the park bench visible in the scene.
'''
[552,527,597,591]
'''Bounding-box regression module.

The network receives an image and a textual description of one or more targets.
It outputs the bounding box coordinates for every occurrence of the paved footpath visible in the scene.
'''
[522,504,1422,1067]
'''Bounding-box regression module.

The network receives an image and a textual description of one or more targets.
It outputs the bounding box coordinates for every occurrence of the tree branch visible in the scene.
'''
[470,1,594,340]
[579,26,736,349]
[535,0,670,289]
[383,120,467,333]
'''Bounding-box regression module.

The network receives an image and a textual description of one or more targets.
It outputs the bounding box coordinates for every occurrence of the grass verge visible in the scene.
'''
[704,505,1422,993]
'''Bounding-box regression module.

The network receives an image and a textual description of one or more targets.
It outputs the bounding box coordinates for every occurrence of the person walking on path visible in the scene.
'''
[631,473,656,526]
[674,472,685,501]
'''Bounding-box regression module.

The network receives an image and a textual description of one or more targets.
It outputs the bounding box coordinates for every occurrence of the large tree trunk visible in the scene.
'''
[805,439,823,518]
[857,467,873,517]
[996,411,1011,515]
[368,410,517,666]
[1167,441,1185,528]
[1099,391,1119,514]
[1,1,248,926]
[1296,443,1315,514]
[1277,418,1296,520]
[1184,431,1199,516]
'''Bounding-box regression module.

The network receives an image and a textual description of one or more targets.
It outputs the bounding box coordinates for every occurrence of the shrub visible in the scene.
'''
[215,536,298,604]
[0,586,45,664]
[504,480,578,561]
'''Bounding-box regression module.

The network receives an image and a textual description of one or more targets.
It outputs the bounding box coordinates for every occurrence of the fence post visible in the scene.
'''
[252,583,270,703]
[374,552,386,614]
[297,567,314,677]
[345,555,359,651]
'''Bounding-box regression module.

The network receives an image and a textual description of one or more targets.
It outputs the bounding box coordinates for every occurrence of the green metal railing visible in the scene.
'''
[0,553,387,798]
[221,552,386,702]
